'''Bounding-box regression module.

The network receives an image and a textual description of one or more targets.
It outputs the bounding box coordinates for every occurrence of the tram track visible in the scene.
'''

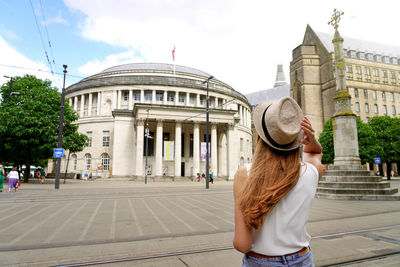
[50,224,400,267]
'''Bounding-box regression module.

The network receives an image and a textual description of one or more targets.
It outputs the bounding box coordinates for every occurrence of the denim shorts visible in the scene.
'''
[242,247,314,267]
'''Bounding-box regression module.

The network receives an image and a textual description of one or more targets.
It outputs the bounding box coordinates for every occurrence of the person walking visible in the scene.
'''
[0,164,4,192]
[233,97,324,266]
[40,168,45,184]
[7,167,20,192]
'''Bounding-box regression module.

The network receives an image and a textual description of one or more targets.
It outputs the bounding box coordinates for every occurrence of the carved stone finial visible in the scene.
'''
[328,8,344,30]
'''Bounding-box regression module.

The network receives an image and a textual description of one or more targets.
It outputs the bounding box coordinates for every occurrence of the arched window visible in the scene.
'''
[84,154,91,170]
[240,157,244,167]
[72,154,77,171]
[101,153,110,171]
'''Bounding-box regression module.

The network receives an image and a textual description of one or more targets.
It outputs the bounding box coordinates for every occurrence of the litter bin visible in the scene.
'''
[76,173,81,179]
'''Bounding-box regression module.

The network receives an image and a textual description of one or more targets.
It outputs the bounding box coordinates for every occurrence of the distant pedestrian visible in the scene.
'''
[196,173,200,182]
[210,172,214,184]
[7,167,19,192]
[0,164,4,192]
[89,168,93,180]
[201,173,205,181]
[40,169,45,184]
[390,170,395,177]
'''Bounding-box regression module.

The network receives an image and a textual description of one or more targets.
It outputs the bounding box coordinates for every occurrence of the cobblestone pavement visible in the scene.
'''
[0,179,399,266]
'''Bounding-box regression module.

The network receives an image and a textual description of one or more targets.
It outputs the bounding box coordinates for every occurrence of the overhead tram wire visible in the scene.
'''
[38,0,62,87]
[29,0,57,86]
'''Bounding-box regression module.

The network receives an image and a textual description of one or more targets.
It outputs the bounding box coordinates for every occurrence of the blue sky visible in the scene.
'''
[1,0,400,94]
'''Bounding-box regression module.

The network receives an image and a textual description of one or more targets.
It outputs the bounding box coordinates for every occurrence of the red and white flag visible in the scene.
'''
[172,46,176,61]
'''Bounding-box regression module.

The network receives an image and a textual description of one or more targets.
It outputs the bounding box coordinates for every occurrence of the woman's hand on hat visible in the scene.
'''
[300,116,315,145]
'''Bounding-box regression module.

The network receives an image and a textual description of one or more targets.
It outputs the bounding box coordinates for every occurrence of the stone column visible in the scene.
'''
[196,94,200,107]
[186,93,190,106]
[193,122,200,176]
[135,119,144,176]
[88,93,93,116]
[74,96,78,111]
[117,90,121,109]
[163,91,167,105]
[80,95,84,118]
[215,97,218,108]
[129,90,133,110]
[152,90,156,104]
[332,28,361,166]
[175,91,179,105]
[140,90,144,103]
[211,123,218,175]
[227,123,237,180]
[174,121,182,176]
[69,98,72,107]
[239,105,242,124]
[97,92,101,115]
[155,120,163,176]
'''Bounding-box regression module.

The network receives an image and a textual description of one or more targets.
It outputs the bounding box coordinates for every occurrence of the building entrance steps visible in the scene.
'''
[317,166,399,200]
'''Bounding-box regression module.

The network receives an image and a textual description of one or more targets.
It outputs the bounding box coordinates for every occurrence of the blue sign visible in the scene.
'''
[54,148,64,158]
[374,157,381,164]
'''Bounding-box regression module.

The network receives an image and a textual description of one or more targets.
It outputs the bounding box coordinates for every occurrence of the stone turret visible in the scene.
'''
[273,64,288,87]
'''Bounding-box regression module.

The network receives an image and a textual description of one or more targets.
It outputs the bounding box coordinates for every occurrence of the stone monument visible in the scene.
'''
[317,9,398,200]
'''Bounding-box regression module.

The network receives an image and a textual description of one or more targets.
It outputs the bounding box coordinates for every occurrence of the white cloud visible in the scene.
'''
[44,12,69,26]
[63,0,400,94]
[0,35,60,88]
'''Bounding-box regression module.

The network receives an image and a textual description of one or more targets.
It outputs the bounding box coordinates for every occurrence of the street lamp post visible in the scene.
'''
[55,65,68,189]
[203,76,213,189]
[144,109,150,184]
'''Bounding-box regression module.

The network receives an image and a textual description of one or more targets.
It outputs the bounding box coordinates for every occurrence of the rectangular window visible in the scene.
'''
[86,131,92,147]
[73,156,77,171]
[167,93,174,102]
[346,65,352,72]
[374,104,378,114]
[373,69,379,77]
[382,70,387,78]
[390,92,394,101]
[355,102,360,112]
[123,92,129,101]
[382,91,386,101]
[356,66,362,74]
[145,92,152,101]
[102,155,110,171]
[156,92,163,101]
[364,89,368,99]
[392,105,396,115]
[189,95,195,104]
[354,88,359,98]
[240,138,243,152]
[134,92,141,101]
[365,103,369,113]
[373,90,377,100]
[103,130,110,147]
[390,71,395,79]
[200,96,204,105]
[364,67,370,75]
[383,105,387,114]
[179,94,185,103]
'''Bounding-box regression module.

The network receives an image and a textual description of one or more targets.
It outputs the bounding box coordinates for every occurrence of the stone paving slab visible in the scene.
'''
[0,179,399,266]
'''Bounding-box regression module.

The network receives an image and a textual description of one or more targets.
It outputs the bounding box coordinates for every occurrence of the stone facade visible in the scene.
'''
[290,25,400,136]
[49,63,252,180]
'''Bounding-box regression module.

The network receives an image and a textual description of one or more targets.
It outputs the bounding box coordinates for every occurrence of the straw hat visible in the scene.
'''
[253,97,304,151]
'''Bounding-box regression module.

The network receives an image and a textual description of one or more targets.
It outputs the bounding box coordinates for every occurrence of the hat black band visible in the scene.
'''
[261,105,292,149]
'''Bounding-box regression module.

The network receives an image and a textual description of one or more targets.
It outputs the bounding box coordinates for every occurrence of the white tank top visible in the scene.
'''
[249,162,318,256]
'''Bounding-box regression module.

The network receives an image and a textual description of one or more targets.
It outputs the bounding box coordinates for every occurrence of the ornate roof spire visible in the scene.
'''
[273,64,288,87]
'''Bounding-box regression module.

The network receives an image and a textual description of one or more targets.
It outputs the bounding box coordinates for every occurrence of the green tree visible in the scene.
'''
[318,117,382,165]
[369,116,400,177]
[0,75,86,182]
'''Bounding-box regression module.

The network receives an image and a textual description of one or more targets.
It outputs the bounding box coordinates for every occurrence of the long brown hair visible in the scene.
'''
[239,136,301,230]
